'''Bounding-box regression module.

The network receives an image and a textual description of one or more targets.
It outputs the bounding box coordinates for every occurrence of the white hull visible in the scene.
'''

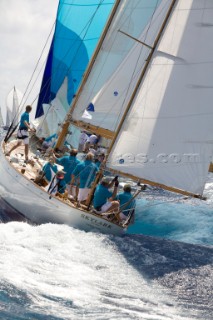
[0,142,125,236]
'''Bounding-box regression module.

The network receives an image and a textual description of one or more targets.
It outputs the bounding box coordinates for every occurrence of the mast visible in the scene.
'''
[55,0,121,150]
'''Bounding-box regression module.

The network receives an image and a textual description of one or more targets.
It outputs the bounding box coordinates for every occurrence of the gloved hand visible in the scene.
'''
[115,180,119,187]
[112,175,118,182]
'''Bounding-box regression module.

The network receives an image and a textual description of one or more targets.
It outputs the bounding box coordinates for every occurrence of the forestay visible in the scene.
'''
[108,0,213,196]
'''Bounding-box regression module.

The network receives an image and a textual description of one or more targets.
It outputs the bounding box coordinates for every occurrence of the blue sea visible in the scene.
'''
[0,174,212,319]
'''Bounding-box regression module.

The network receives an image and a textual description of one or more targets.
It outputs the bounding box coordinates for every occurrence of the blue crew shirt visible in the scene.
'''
[42,162,58,182]
[72,160,98,188]
[57,178,67,194]
[56,155,80,183]
[19,112,29,129]
[93,184,112,209]
[116,192,136,216]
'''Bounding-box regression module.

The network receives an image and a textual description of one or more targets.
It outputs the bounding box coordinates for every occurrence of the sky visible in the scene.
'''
[0,0,59,123]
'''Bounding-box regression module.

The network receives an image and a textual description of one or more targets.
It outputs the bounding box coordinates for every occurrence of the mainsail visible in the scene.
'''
[35,0,115,119]
[58,0,213,198]
[107,0,213,196]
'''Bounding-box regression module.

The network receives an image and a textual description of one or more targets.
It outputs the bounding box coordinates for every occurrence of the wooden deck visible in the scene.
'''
[3,136,114,217]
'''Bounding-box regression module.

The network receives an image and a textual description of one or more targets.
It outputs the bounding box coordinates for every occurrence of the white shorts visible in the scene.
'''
[78,188,90,202]
[17,129,29,144]
[99,201,112,213]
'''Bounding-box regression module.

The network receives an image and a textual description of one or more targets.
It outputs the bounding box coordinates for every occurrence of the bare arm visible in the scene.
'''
[24,120,35,132]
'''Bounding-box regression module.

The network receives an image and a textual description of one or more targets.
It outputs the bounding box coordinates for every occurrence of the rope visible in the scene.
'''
[23,22,56,108]
[137,196,190,212]
[4,21,56,143]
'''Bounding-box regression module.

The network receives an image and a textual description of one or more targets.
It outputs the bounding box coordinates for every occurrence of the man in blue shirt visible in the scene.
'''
[47,170,67,199]
[93,176,119,214]
[117,184,136,223]
[34,156,58,187]
[6,105,35,162]
[54,149,80,200]
[54,149,80,184]
[71,152,98,204]
[42,156,58,182]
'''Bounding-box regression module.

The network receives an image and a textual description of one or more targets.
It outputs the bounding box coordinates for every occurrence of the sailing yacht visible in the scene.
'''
[1,0,213,235]
[4,87,23,129]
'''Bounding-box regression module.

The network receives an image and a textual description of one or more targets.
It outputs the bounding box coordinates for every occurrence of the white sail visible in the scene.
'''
[72,0,172,132]
[34,77,85,148]
[35,78,69,138]
[6,87,23,127]
[107,0,213,195]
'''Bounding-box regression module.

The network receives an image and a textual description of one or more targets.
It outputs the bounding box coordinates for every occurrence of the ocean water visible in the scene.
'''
[0,174,212,319]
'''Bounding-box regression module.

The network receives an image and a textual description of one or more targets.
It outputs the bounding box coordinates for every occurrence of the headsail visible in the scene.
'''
[107,0,213,196]
[35,78,69,138]
[35,0,115,118]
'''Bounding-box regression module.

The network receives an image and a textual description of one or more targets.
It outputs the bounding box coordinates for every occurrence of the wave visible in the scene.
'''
[0,222,212,319]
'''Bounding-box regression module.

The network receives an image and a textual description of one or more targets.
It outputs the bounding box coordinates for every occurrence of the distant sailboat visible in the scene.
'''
[5,86,23,128]
[1,0,213,235]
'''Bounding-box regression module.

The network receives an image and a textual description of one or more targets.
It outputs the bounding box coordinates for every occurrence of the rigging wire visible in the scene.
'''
[21,21,56,109]
[136,194,191,212]
[4,20,56,143]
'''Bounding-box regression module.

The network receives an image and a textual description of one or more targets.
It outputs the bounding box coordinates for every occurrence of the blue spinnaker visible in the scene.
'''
[35,0,115,118]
